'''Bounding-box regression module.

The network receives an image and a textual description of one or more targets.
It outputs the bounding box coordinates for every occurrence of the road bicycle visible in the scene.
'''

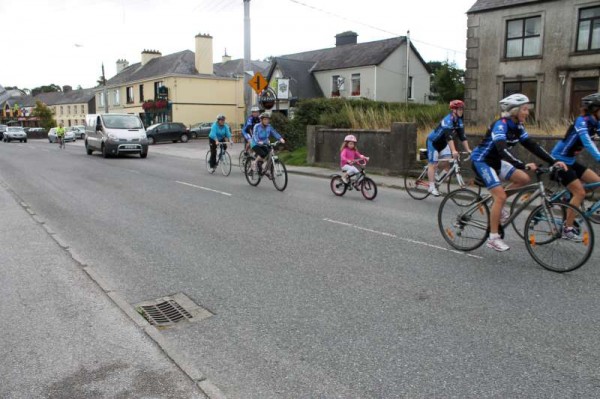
[438,166,594,273]
[205,142,231,176]
[57,135,65,149]
[244,142,288,191]
[330,159,378,200]
[239,147,252,173]
[404,152,480,199]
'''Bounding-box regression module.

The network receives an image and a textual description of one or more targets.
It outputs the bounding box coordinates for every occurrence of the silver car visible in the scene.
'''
[3,126,27,143]
[48,128,76,143]
[68,125,86,139]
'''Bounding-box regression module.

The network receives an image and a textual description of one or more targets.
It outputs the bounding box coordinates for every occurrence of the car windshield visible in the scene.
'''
[8,127,24,132]
[102,115,143,129]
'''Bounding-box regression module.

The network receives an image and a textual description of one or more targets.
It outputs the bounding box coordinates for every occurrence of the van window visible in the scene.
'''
[101,115,143,129]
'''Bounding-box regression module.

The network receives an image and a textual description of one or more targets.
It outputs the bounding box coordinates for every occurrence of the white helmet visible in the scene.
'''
[499,94,530,112]
[250,106,260,112]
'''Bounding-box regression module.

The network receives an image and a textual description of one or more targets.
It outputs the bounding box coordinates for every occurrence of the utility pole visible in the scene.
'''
[244,0,252,115]
[406,30,410,105]
[102,63,109,114]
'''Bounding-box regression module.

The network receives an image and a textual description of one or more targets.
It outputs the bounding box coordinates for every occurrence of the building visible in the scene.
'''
[465,0,600,124]
[96,35,268,128]
[35,87,96,127]
[265,32,432,112]
[0,86,37,126]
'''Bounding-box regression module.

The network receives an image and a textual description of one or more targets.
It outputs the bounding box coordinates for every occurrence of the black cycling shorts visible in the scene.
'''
[555,161,588,186]
[252,144,269,158]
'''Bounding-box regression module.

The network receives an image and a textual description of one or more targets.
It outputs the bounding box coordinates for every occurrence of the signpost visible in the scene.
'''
[248,72,268,94]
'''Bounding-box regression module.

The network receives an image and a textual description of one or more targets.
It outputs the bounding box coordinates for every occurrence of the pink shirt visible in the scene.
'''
[340,147,364,168]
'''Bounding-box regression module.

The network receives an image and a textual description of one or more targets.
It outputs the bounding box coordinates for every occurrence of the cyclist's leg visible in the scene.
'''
[209,139,217,168]
[502,161,530,190]
[426,139,438,184]
[564,163,597,226]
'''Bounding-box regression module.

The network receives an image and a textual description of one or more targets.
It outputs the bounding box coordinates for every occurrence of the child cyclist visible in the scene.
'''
[340,135,369,183]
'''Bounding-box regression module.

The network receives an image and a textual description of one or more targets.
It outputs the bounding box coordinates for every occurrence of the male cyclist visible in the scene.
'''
[208,114,232,171]
[551,93,600,239]
[56,122,66,149]
[426,100,472,196]
[242,106,260,154]
[251,113,285,174]
[471,94,566,252]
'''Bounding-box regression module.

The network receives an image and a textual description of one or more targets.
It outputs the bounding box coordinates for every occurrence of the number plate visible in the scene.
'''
[123,145,138,149]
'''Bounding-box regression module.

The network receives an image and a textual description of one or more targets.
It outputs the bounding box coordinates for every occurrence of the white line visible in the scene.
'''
[125,169,141,174]
[323,218,484,260]
[176,181,232,197]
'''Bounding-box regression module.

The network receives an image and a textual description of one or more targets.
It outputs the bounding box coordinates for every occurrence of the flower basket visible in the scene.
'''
[142,100,155,111]
[154,100,167,110]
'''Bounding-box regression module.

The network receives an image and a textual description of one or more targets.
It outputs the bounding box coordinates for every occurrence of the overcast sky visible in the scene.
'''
[0,0,476,90]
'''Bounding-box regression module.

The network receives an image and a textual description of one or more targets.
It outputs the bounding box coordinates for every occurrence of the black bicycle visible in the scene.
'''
[330,159,377,200]
[205,142,231,176]
[244,142,288,191]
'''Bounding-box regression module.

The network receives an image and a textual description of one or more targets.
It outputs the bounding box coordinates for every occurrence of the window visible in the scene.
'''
[60,106,64,115]
[113,89,120,105]
[81,105,84,114]
[408,76,414,99]
[505,16,542,58]
[351,74,361,96]
[68,120,72,127]
[126,86,134,104]
[331,75,341,97]
[503,80,538,119]
[577,6,600,51]
[139,85,144,102]
[153,81,163,99]
[99,93,105,107]
[67,106,71,114]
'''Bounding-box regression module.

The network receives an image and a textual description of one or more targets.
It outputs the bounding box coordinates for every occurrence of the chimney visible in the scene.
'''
[116,58,130,74]
[335,31,358,47]
[195,33,214,75]
[222,48,232,63]
[62,85,72,93]
[141,49,161,66]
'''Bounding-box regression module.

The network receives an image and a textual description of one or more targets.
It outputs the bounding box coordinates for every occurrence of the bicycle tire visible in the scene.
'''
[330,175,347,196]
[404,168,430,200]
[271,159,288,191]
[446,172,481,197]
[438,188,489,251]
[510,188,539,240]
[524,202,594,273]
[244,157,261,186]
[205,150,215,174]
[238,150,247,173]
[588,202,600,224]
[220,151,232,176]
[361,177,377,200]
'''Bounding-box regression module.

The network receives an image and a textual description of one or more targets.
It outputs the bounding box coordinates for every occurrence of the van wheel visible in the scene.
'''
[148,136,155,145]
[180,134,189,143]
[140,151,148,159]
[85,141,93,155]
[102,144,109,158]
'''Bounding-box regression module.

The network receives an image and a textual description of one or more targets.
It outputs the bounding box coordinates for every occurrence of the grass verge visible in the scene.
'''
[278,146,308,166]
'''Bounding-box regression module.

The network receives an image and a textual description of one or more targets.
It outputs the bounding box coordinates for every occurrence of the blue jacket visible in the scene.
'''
[551,114,600,165]
[251,123,282,147]
[208,122,232,141]
[242,115,260,141]
[427,113,466,151]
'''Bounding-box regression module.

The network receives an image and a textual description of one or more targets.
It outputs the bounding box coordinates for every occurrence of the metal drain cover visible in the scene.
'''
[135,293,213,328]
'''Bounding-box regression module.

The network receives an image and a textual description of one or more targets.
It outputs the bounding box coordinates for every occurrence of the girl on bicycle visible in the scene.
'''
[426,100,472,196]
[340,135,369,183]
[551,93,600,238]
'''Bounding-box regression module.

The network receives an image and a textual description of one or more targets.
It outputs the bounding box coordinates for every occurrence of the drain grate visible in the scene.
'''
[135,293,213,328]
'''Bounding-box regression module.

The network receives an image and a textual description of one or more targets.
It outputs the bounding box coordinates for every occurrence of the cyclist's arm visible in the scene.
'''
[268,126,282,142]
[208,123,218,141]
[494,139,526,169]
[521,138,557,165]
[578,127,600,162]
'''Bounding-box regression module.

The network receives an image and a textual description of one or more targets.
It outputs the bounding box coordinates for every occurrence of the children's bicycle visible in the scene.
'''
[205,142,231,176]
[330,159,378,200]
[243,142,288,191]
[404,152,480,199]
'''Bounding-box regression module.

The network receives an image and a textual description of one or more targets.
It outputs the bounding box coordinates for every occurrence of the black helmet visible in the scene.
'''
[582,93,600,111]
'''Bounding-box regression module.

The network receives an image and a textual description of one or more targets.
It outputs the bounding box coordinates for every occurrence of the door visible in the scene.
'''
[156,124,169,142]
[571,78,599,119]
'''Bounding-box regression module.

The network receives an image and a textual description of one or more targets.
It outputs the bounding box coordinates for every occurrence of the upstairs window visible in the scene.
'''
[505,16,542,58]
[113,89,120,105]
[351,73,361,96]
[408,76,414,100]
[577,6,600,52]
[126,86,134,104]
[331,75,341,97]
[139,85,144,102]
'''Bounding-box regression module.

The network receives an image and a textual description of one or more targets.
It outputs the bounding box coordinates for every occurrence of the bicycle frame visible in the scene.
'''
[418,153,469,187]
[550,181,600,218]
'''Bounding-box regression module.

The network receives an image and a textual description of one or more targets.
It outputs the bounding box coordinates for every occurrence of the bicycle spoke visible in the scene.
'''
[438,189,489,251]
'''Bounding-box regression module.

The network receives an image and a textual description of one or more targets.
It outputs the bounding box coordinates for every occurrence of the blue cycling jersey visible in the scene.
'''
[242,115,260,141]
[427,113,466,151]
[208,122,232,141]
[251,124,282,147]
[551,114,600,165]
[472,118,530,169]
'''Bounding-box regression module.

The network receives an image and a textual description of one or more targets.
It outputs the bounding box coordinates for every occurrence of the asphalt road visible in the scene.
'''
[1,139,599,398]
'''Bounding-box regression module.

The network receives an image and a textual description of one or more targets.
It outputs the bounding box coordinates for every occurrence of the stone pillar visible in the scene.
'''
[390,122,417,171]
[306,125,326,164]
[465,14,480,124]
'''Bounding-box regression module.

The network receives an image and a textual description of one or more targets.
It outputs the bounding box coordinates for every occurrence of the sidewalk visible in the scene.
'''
[0,181,209,398]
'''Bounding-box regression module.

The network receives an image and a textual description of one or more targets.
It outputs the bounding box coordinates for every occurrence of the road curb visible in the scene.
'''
[286,169,408,191]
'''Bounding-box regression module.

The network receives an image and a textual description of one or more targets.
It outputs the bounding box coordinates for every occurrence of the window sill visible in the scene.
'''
[501,55,543,62]
[570,49,600,57]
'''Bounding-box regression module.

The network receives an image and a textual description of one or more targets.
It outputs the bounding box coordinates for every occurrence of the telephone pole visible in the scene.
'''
[244,0,252,115]
[406,30,410,105]
[102,63,109,114]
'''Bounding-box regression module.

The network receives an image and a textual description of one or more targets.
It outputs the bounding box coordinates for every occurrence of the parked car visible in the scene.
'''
[85,113,148,158]
[48,128,76,143]
[145,122,190,144]
[0,124,7,140]
[27,127,47,134]
[190,122,212,138]
[3,126,27,142]
[68,125,86,139]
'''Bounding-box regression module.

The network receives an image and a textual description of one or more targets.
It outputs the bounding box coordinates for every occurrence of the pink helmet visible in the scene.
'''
[449,100,465,110]
[344,134,357,143]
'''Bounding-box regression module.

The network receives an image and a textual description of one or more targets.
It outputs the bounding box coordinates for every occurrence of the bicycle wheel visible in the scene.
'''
[330,175,347,196]
[244,157,261,186]
[446,172,481,197]
[438,189,489,251]
[524,202,594,273]
[510,188,539,239]
[220,151,231,176]
[271,159,288,191]
[205,150,214,174]
[404,168,430,200]
[360,177,377,200]
[588,202,600,224]
[238,150,247,173]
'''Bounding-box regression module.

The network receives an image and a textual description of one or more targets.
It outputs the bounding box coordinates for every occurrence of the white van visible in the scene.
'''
[85,114,148,158]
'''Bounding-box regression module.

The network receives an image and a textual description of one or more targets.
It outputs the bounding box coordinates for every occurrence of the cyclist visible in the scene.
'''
[426,100,472,196]
[56,123,66,149]
[340,134,369,183]
[208,114,232,171]
[251,112,285,173]
[551,92,600,239]
[471,93,566,252]
[242,106,260,154]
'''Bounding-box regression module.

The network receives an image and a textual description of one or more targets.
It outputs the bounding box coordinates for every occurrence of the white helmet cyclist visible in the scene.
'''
[259,112,271,120]
[216,114,226,121]
[499,94,530,112]
[250,106,260,112]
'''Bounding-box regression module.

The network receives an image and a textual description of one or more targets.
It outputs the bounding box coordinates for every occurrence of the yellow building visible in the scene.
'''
[97,34,269,129]
[35,88,96,127]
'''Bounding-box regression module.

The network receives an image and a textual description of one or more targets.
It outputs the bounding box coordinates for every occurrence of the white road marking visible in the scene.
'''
[323,218,484,259]
[125,169,141,174]
[176,181,232,197]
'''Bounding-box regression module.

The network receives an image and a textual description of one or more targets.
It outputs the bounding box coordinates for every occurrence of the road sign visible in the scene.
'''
[249,72,268,94]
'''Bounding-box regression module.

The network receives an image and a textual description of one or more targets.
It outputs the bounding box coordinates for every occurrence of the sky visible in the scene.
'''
[0,0,477,90]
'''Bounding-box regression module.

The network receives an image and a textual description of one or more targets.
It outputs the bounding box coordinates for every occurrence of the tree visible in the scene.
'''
[31,84,62,97]
[428,61,465,104]
[96,76,106,87]
[32,100,56,130]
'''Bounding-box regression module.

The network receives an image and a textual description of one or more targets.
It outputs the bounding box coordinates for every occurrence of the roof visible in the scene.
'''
[467,0,554,14]
[34,88,95,106]
[266,58,323,99]
[0,87,36,107]
[213,59,270,78]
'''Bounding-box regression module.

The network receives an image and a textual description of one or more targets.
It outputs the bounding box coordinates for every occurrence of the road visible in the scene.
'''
[1,139,599,398]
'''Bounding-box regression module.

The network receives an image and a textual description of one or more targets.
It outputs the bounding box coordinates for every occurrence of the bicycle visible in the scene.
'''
[57,135,65,149]
[438,166,594,273]
[239,148,252,173]
[404,152,480,200]
[244,142,288,191]
[205,142,231,176]
[330,159,378,200]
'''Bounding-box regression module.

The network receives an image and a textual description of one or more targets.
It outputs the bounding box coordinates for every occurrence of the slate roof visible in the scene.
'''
[266,58,323,99]
[468,0,554,14]
[0,86,36,107]
[34,88,95,106]
[213,59,270,78]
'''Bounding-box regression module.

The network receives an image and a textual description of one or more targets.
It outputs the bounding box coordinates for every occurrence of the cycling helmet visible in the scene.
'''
[449,100,465,110]
[582,93,600,111]
[344,134,357,143]
[216,114,226,120]
[259,112,270,120]
[499,94,530,112]
[250,106,260,112]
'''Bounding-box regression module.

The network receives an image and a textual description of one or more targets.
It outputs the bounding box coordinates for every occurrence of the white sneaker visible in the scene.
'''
[486,236,510,252]
[500,208,510,225]
[428,186,440,197]
[562,227,583,242]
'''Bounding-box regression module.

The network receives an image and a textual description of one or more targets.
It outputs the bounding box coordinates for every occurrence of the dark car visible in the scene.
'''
[145,122,190,144]
[190,122,212,138]
[0,124,7,140]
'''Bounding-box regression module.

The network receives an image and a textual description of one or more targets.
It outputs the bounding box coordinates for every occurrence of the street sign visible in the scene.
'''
[249,72,268,94]
[259,87,277,110]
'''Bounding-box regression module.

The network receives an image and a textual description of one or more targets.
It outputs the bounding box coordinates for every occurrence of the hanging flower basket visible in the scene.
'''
[154,100,167,110]
[142,100,155,111]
